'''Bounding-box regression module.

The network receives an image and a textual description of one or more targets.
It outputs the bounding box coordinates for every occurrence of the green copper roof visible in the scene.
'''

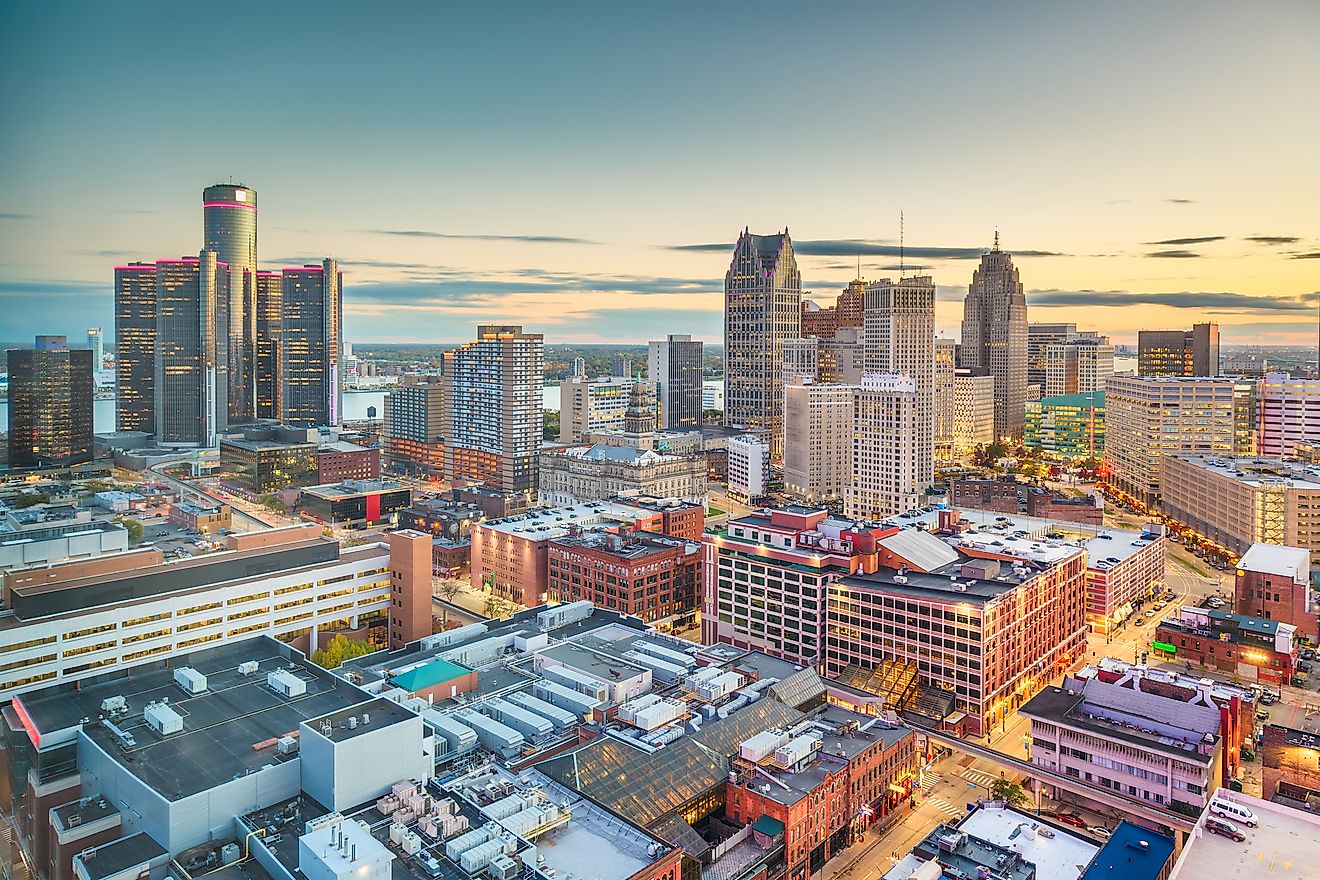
[389,658,470,692]
[1034,392,1105,408]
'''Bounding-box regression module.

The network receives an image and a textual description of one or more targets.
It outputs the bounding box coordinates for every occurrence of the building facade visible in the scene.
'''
[952,369,995,459]
[538,444,708,506]
[113,263,157,434]
[1027,323,1078,388]
[154,254,226,446]
[559,376,636,443]
[1103,376,1235,506]
[863,275,935,488]
[800,279,864,338]
[933,338,956,463]
[1154,607,1298,685]
[1234,543,1315,638]
[1044,338,1113,397]
[202,183,258,423]
[960,241,1028,440]
[647,334,703,430]
[253,270,283,419]
[1138,323,1219,377]
[723,230,801,458]
[727,434,770,503]
[783,380,857,505]
[383,375,446,479]
[281,260,342,427]
[846,374,920,520]
[1026,392,1105,460]
[6,337,94,470]
[298,479,412,527]
[547,528,701,624]
[219,437,319,493]
[1258,372,1320,458]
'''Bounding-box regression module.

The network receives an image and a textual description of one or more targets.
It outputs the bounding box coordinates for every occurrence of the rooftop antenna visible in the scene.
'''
[899,210,906,277]
[993,227,1001,252]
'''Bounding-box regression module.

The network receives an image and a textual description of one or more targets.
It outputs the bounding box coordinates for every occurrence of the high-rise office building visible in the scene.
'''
[1044,337,1113,396]
[723,229,801,458]
[559,375,636,443]
[281,260,342,427]
[86,328,104,372]
[863,275,935,486]
[443,325,545,497]
[934,338,957,462]
[960,239,1028,440]
[953,369,996,458]
[610,354,633,379]
[783,379,857,504]
[846,373,921,519]
[1027,323,1077,388]
[7,336,94,469]
[114,262,158,433]
[1258,372,1320,458]
[202,184,258,425]
[647,334,703,429]
[1138,323,1220,377]
[383,374,446,479]
[155,253,226,446]
[801,278,864,338]
[254,270,283,420]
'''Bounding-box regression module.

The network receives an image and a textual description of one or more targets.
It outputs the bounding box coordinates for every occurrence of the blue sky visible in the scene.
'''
[1,1,1317,345]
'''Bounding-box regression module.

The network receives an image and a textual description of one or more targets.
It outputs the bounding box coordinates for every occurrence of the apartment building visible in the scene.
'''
[382,374,446,479]
[728,434,770,503]
[1022,672,1225,815]
[783,380,857,505]
[1160,455,1320,563]
[1258,372,1320,458]
[846,374,921,520]
[0,525,433,700]
[1103,376,1235,506]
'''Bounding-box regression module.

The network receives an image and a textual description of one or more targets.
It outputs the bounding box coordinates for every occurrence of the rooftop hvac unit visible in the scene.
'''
[532,679,601,717]
[483,793,529,821]
[740,730,791,762]
[481,698,554,739]
[541,665,609,699]
[144,702,183,736]
[536,600,595,631]
[100,696,127,714]
[444,824,497,862]
[504,692,577,731]
[174,667,207,695]
[424,712,480,757]
[455,710,526,758]
[616,693,661,724]
[267,669,306,697]
[631,699,684,732]
[440,635,509,668]
[684,667,723,688]
[774,734,821,766]
[622,650,687,684]
[632,640,696,670]
[420,622,490,651]
[488,854,521,880]
[276,736,299,755]
[238,661,260,676]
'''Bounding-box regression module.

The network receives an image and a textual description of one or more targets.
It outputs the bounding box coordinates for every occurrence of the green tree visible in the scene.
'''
[702,408,723,424]
[311,634,377,669]
[116,516,145,545]
[989,778,1029,809]
[543,411,560,440]
[255,494,288,514]
[13,492,50,509]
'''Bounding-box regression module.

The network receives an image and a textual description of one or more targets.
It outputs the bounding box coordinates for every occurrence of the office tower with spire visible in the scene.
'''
[114,262,158,433]
[254,270,283,419]
[443,325,545,498]
[281,260,342,427]
[202,183,257,424]
[960,233,1028,440]
[155,253,226,446]
[7,336,94,469]
[862,273,935,486]
[647,333,703,429]
[723,228,801,458]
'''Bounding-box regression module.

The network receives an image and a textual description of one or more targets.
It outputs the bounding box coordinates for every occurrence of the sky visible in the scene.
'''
[1,1,1317,347]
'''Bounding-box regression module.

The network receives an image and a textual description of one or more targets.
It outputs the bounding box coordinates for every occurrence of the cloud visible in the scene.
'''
[1245,236,1300,245]
[1144,236,1224,246]
[1027,288,1311,313]
[359,229,600,245]
[0,212,35,220]
[670,239,1064,259]
[1146,250,1202,258]
[1165,198,1195,204]
[0,279,105,297]
[344,271,722,309]
[1290,252,1320,260]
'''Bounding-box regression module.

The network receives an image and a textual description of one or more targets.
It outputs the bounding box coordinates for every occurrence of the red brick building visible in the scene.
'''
[724,706,917,878]
[317,441,381,483]
[611,495,706,541]
[387,529,435,648]
[948,476,1102,525]
[547,527,701,624]
[800,281,864,339]
[1261,723,1320,802]
[1235,543,1316,640]
[1155,606,1300,685]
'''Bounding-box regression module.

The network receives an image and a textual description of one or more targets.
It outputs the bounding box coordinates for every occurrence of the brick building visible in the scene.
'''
[316,441,381,483]
[1234,542,1316,640]
[1261,723,1320,802]
[948,477,1103,525]
[547,527,701,625]
[1154,606,1300,685]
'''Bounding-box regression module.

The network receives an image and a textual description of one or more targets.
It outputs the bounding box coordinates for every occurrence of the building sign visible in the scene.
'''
[1152,640,1177,654]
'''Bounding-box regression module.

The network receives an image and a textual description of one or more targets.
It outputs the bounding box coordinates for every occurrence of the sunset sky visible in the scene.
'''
[1,1,1317,347]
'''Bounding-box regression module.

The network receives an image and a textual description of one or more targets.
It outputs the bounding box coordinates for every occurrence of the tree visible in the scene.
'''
[542,411,560,440]
[255,493,288,514]
[436,579,463,602]
[989,778,1029,809]
[116,516,145,545]
[702,408,723,424]
[311,634,377,669]
[13,492,50,509]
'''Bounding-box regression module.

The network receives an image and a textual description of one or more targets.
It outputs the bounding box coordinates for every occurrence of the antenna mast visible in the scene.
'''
[899,210,905,277]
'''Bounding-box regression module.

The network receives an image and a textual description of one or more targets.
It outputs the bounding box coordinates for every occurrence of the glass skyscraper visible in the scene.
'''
[154,252,225,446]
[7,336,94,469]
[114,262,158,433]
[281,260,342,427]
[203,183,258,424]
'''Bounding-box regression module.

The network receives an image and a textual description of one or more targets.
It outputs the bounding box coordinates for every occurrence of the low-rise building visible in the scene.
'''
[1154,606,1299,685]
[1168,789,1320,880]
[167,501,231,534]
[298,479,412,528]
[315,440,381,483]
[1026,392,1105,460]
[0,504,130,572]
[538,443,707,507]
[1261,721,1320,803]
[548,527,701,625]
[609,494,706,541]
[1161,455,1320,564]
[948,477,1104,525]
[396,497,484,540]
[1234,542,1316,639]
[220,435,319,493]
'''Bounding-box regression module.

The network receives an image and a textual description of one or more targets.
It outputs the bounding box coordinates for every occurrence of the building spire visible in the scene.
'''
[992,227,1000,252]
[899,210,906,277]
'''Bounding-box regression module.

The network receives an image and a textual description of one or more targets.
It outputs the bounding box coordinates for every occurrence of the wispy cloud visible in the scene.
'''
[359,229,600,245]
[1145,250,1202,258]
[1292,252,1320,260]
[1144,236,1224,246]
[1027,288,1311,312]
[670,239,1064,259]
[1245,235,1300,245]
[0,212,36,220]
[1165,198,1195,204]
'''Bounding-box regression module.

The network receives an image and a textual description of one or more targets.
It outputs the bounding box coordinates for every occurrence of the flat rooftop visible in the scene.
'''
[958,805,1100,880]
[75,832,167,880]
[479,501,648,540]
[550,529,695,560]
[750,708,912,807]
[1170,789,1320,879]
[1168,455,1320,490]
[16,637,375,800]
[839,563,1024,605]
[539,640,649,683]
[307,697,414,743]
[302,479,408,499]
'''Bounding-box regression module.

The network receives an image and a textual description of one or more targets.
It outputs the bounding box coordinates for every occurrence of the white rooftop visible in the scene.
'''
[876,528,960,572]
[958,805,1099,880]
[1169,789,1320,879]
[1237,543,1310,584]
[1171,455,1320,490]
[479,501,648,539]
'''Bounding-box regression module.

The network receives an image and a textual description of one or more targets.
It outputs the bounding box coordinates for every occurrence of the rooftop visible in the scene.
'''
[958,805,1100,880]
[1080,821,1175,880]
[74,832,167,880]
[477,501,648,540]
[1169,789,1320,879]
[1168,455,1320,490]
[1237,542,1310,582]
[301,479,409,499]
[550,528,696,560]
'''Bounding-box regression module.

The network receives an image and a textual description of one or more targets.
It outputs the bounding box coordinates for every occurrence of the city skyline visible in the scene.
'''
[2,2,1318,346]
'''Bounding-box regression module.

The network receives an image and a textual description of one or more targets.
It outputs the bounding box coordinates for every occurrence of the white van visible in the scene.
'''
[1210,798,1258,827]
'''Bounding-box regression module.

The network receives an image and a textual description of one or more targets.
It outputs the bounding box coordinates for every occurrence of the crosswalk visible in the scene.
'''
[961,768,1000,789]
[924,796,965,821]
[917,773,942,794]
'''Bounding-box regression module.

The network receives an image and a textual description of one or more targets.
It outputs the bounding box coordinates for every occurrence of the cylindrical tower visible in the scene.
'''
[203,183,258,425]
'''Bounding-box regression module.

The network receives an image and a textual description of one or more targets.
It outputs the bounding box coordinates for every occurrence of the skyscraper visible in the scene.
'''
[86,328,104,372]
[1138,323,1220,377]
[202,183,258,424]
[1027,322,1077,388]
[254,270,283,420]
[647,333,703,429]
[383,374,447,479]
[933,337,957,462]
[784,378,857,504]
[863,274,935,487]
[960,237,1028,440]
[155,253,225,446]
[1044,337,1113,396]
[7,336,94,469]
[114,262,157,433]
[723,229,801,457]
[443,325,545,498]
[281,260,342,427]
[846,374,921,520]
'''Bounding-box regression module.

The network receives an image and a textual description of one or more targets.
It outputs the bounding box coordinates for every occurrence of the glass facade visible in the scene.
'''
[282,261,342,427]
[6,336,94,468]
[154,254,224,446]
[114,263,157,433]
[203,184,258,424]
[1025,392,1105,459]
[254,271,283,419]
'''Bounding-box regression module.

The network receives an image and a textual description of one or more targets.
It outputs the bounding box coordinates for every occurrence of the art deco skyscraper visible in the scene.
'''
[863,274,935,487]
[647,333,703,429]
[114,262,158,433]
[960,236,1028,440]
[7,336,94,469]
[723,229,801,457]
[281,260,342,427]
[203,183,257,424]
[443,324,545,498]
[154,253,226,446]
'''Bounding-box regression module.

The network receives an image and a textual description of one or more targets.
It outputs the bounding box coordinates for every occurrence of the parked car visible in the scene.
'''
[1256,709,1271,721]
[1154,602,1167,611]
[1134,618,1147,627]
[1145,610,1157,617]
[1260,691,1279,705]
[1302,649,1316,661]
[1087,826,1112,841]
[1055,813,1087,829]
[1205,817,1246,842]
[1299,660,1314,673]
[1210,799,1259,827]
